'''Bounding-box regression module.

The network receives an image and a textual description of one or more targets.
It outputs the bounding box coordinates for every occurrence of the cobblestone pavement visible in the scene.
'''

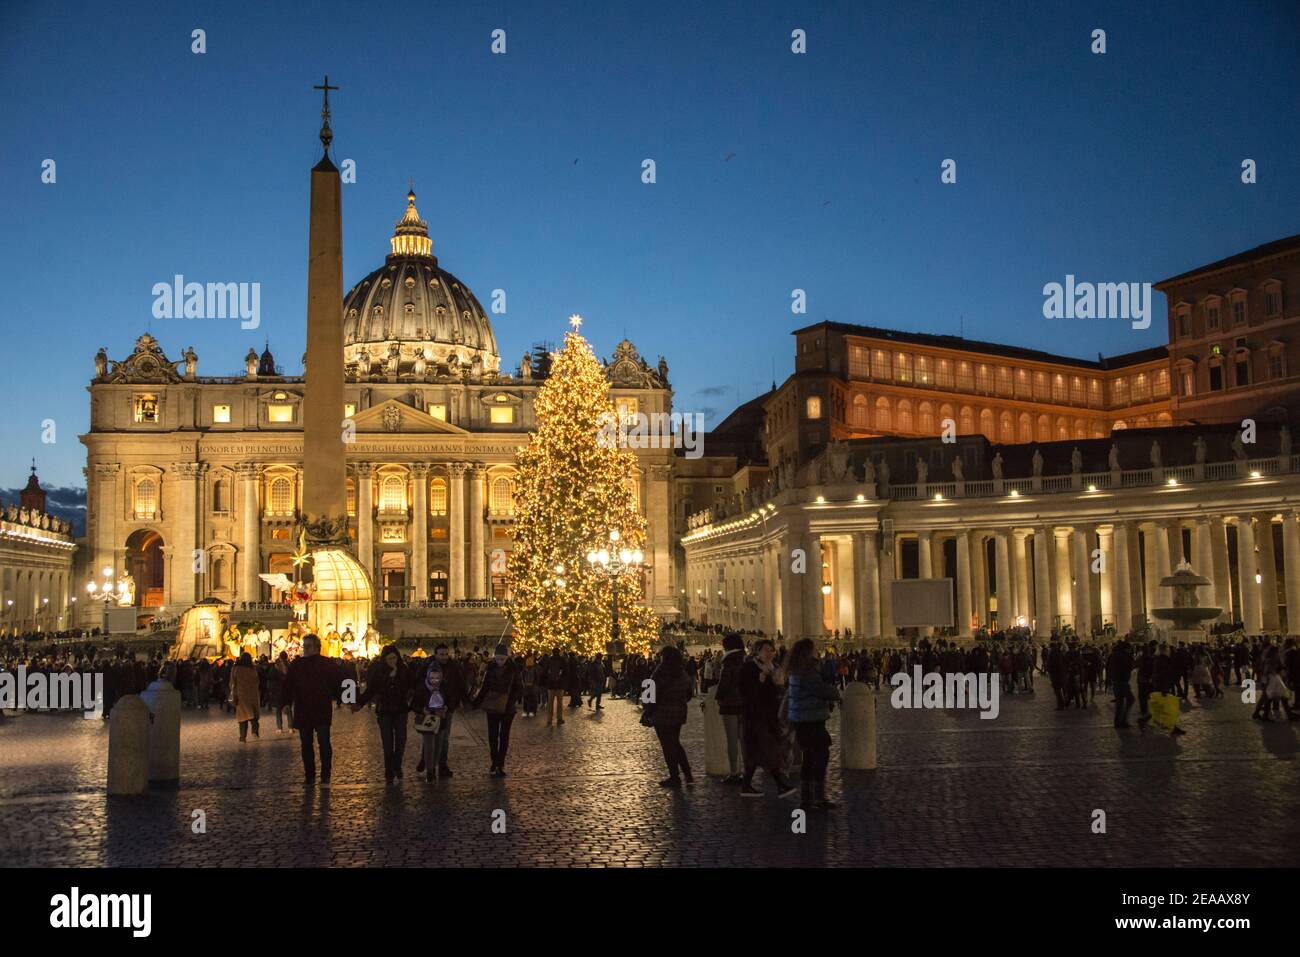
[1,681,1296,867]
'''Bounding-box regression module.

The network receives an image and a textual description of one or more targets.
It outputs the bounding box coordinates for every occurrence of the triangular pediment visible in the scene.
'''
[350,398,469,435]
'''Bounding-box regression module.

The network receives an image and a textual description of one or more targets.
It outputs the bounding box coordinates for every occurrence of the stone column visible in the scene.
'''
[917,531,933,637]
[993,530,1012,630]
[1193,520,1213,605]
[1053,528,1074,627]
[1071,525,1094,637]
[1013,530,1031,623]
[878,531,895,640]
[1142,524,1160,619]
[955,531,973,638]
[1097,526,1115,628]
[778,529,804,640]
[94,464,121,578]
[411,464,429,601]
[1255,513,1280,631]
[1281,511,1300,635]
[1156,521,1174,580]
[468,464,486,599]
[1209,516,1233,624]
[803,534,826,638]
[354,463,374,581]
[1236,516,1263,633]
[860,530,880,639]
[168,462,203,609]
[648,464,674,612]
[1112,521,1134,634]
[1033,525,1054,638]
[448,463,466,601]
[236,464,261,604]
[971,533,987,628]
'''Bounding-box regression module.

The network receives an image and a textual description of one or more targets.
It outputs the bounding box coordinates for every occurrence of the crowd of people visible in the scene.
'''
[4,625,1297,808]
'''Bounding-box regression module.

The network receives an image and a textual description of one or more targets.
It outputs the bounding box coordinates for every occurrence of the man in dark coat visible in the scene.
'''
[738,639,796,798]
[544,650,567,726]
[714,633,746,783]
[281,634,344,786]
[1109,638,1135,727]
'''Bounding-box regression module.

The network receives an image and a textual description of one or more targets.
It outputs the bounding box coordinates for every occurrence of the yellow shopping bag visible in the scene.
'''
[1148,692,1179,731]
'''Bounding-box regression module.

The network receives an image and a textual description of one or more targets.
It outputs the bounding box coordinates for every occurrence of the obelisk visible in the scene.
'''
[300,78,373,638]
[303,76,348,539]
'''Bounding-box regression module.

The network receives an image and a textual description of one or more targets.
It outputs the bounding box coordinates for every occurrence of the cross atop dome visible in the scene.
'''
[313,75,338,152]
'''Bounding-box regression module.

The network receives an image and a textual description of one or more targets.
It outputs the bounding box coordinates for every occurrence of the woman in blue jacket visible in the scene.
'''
[784,638,841,809]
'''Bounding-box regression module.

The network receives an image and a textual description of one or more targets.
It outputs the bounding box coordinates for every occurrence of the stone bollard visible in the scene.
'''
[838,681,877,769]
[139,677,182,787]
[107,695,150,795]
[700,689,731,776]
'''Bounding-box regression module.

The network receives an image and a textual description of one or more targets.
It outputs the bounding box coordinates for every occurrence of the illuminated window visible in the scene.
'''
[806,396,822,419]
[1018,413,1032,443]
[897,400,913,433]
[957,363,974,392]
[135,478,158,519]
[429,404,447,421]
[134,394,159,423]
[1000,411,1014,443]
[848,345,870,378]
[1051,375,1066,402]
[346,479,356,517]
[915,355,931,384]
[936,360,954,389]
[343,403,356,419]
[1112,377,1130,406]
[616,397,639,425]
[975,365,992,394]
[491,477,513,515]
[268,404,294,423]
[894,353,913,383]
[979,408,995,438]
[430,478,447,516]
[852,394,869,427]
[1070,377,1084,405]
[1154,368,1170,397]
[212,404,231,423]
[959,406,974,434]
[381,475,405,511]
[919,402,935,434]
[1033,372,1048,401]
[872,350,890,380]
[875,397,891,431]
[996,366,1012,397]
[270,478,293,515]
[490,406,514,424]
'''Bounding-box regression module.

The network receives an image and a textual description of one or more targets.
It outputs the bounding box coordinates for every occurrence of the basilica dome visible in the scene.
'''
[341,190,500,378]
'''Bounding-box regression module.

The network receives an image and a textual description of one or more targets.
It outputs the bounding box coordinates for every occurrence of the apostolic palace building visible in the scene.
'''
[64,147,1300,646]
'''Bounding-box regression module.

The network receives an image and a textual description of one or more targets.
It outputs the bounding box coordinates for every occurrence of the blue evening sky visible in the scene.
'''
[2,0,1297,488]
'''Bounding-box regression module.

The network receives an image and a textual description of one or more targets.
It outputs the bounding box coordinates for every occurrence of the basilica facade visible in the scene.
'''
[80,191,676,631]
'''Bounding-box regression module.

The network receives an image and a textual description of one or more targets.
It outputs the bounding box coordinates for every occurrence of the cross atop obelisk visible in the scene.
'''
[313,75,338,151]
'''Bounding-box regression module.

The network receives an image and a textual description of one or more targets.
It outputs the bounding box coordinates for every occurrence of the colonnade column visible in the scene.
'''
[1281,511,1300,635]
[994,530,1012,631]
[803,534,826,638]
[448,463,466,601]
[917,531,933,637]
[1255,513,1280,631]
[1155,521,1174,582]
[1236,516,1263,634]
[237,463,262,603]
[971,533,988,628]
[878,531,895,640]
[354,463,373,582]
[860,530,880,639]
[1209,516,1233,624]
[1013,530,1031,624]
[1033,525,1054,638]
[411,464,429,601]
[1053,528,1073,628]
[1142,524,1160,620]
[955,531,973,638]
[1071,525,1094,637]
[1112,521,1133,634]
[469,464,486,599]
[93,463,121,579]
[1194,519,1213,606]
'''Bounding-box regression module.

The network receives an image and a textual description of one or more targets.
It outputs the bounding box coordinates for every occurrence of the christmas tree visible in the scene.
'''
[509,319,658,657]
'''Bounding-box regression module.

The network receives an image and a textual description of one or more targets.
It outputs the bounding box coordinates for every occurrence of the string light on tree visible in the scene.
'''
[508,317,657,656]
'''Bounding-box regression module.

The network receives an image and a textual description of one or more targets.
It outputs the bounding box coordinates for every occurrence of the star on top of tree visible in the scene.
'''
[568,314,583,331]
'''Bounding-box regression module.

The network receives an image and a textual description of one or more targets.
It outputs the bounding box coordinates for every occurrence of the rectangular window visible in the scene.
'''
[848,345,869,378]
[212,404,231,423]
[956,363,974,391]
[1266,290,1281,316]
[894,353,912,383]
[1177,313,1190,338]
[1209,364,1223,391]
[1051,375,1066,402]
[343,403,356,419]
[489,406,514,424]
[975,365,991,394]
[1235,357,1250,386]
[134,395,159,423]
[1153,368,1169,398]
[915,355,931,385]
[1207,305,1220,331]
[936,360,954,389]
[1232,300,1246,327]
[872,350,890,380]
[429,404,446,421]
[1269,352,1285,380]
[1181,370,1194,397]
[806,396,822,419]
[267,404,294,423]
[1111,378,1129,406]
[1033,372,1048,400]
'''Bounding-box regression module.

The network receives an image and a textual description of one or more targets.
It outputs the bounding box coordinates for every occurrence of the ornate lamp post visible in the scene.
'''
[586,529,642,652]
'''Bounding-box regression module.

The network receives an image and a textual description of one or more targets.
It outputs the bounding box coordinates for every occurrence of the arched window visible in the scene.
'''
[430,478,448,516]
[381,475,405,511]
[1019,413,1032,444]
[939,404,955,434]
[135,478,158,519]
[1074,418,1086,439]
[211,555,226,589]
[270,478,293,515]
[1056,417,1069,441]
[896,399,913,433]
[979,408,995,438]
[853,394,869,427]
[491,477,513,515]
[959,406,975,435]
[1036,415,1051,442]
[1000,411,1014,443]
[875,397,892,431]
[918,402,935,435]
[1156,412,1172,426]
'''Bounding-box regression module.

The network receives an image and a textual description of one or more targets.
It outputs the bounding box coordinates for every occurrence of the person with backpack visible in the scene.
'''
[472,644,524,777]
[713,633,746,784]
[643,645,694,788]
[784,638,841,809]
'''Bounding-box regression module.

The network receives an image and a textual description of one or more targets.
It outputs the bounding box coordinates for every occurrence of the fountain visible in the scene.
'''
[1151,559,1222,642]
